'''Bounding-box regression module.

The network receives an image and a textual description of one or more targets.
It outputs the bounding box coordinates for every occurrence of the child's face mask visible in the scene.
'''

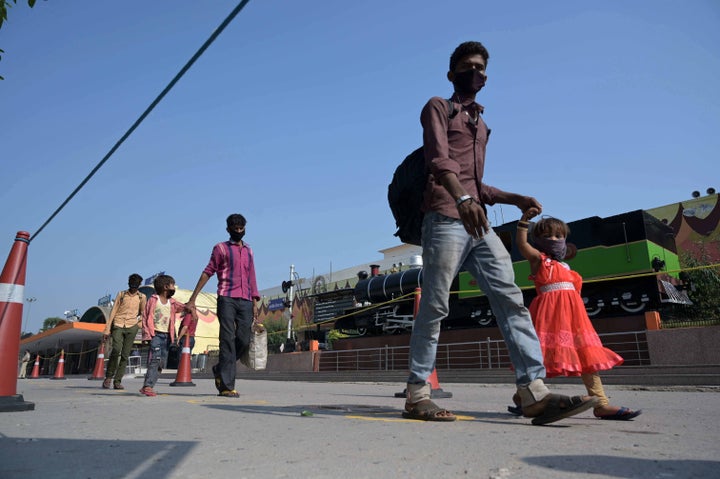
[534,237,567,261]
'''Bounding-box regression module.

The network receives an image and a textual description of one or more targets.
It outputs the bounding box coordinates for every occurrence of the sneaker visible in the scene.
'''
[102,378,112,389]
[218,389,239,398]
[139,387,157,397]
[113,382,125,390]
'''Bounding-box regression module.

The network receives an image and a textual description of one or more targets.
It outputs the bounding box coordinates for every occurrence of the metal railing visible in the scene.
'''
[318,330,650,372]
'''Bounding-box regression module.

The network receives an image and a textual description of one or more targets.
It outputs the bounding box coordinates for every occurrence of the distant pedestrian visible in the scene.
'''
[102,274,146,390]
[511,210,642,420]
[139,274,190,397]
[187,213,261,398]
[19,349,31,379]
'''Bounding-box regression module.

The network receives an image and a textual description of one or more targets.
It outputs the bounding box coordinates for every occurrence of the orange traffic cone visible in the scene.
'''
[170,335,195,387]
[395,287,452,399]
[88,342,106,380]
[51,350,66,380]
[28,354,41,379]
[0,231,35,411]
[394,367,452,399]
[427,368,452,398]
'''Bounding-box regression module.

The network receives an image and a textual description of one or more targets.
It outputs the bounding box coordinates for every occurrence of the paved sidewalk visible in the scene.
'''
[1,377,718,479]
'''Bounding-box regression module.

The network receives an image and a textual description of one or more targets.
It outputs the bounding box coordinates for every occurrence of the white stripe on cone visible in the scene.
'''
[0,283,24,303]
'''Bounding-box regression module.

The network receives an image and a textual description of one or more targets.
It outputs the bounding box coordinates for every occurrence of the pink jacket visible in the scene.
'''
[141,294,187,342]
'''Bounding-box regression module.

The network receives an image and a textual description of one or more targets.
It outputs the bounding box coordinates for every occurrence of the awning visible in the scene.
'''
[20,321,104,354]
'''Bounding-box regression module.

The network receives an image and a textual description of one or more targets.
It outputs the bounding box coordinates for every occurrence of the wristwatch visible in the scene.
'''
[456,195,474,207]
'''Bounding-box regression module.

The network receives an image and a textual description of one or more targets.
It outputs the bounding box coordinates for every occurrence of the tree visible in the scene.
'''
[0,0,38,80]
[41,316,64,332]
[672,248,720,324]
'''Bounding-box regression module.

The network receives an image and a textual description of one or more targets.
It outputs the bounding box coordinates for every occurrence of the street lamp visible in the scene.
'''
[23,297,37,334]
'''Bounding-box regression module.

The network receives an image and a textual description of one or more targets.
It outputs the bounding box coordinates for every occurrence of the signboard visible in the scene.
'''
[268,298,286,311]
[145,271,165,286]
[97,294,112,307]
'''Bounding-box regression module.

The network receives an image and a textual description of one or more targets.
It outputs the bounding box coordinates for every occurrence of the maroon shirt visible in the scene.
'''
[421,93,500,219]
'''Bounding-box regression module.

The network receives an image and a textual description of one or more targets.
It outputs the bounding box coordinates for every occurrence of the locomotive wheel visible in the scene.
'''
[619,291,648,314]
[475,309,495,327]
[583,296,604,317]
[619,299,647,314]
[477,317,495,327]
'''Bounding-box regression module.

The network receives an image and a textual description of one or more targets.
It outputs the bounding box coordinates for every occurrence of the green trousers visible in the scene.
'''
[105,324,139,383]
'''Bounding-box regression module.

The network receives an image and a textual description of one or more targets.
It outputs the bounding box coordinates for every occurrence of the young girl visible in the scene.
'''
[176,307,199,353]
[511,208,642,420]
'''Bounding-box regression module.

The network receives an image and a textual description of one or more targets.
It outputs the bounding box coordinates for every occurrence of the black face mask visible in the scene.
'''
[453,69,486,94]
[166,289,176,298]
[128,282,141,291]
[229,230,245,242]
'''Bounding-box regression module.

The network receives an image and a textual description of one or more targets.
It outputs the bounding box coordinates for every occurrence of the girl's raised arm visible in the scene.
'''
[516,208,543,275]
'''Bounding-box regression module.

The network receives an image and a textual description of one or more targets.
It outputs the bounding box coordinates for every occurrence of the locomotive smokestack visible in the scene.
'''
[370,265,380,277]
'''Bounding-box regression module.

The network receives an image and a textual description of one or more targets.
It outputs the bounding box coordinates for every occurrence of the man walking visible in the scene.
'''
[403,41,596,424]
[187,214,261,398]
[102,274,146,390]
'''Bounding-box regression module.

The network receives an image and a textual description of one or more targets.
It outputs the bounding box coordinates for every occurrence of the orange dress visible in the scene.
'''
[529,255,624,377]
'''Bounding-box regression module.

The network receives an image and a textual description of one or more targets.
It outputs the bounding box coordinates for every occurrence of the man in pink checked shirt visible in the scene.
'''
[186,214,261,398]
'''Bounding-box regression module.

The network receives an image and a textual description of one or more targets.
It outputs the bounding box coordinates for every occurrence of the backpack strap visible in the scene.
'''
[445,99,459,119]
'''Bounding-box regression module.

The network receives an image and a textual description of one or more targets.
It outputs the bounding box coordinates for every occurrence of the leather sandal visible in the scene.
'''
[402,400,456,422]
[524,394,599,425]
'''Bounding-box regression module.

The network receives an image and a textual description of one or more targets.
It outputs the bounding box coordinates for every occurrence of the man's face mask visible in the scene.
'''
[452,69,486,94]
[228,227,245,242]
[129,281,141,291]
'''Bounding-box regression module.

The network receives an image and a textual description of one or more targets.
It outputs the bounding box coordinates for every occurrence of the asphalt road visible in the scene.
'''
[1,376,718,479]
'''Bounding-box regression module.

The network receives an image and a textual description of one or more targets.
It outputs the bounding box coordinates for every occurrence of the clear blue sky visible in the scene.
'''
[1,1,718,333]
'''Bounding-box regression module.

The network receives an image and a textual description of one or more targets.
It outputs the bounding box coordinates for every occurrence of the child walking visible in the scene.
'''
[176,307,199,354]
[140,274,190,397]
[511,209,642,420]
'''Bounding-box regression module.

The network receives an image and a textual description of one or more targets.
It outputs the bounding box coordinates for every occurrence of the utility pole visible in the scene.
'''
[23,297,36,335]
[285,265,295,351]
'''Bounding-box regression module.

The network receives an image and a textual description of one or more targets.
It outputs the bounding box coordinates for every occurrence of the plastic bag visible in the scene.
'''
[241,325,267,370]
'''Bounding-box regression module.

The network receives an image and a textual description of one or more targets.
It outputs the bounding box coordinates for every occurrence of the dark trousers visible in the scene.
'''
[177,334,195,353]
[216,295,253,390]
[105,324,139,383]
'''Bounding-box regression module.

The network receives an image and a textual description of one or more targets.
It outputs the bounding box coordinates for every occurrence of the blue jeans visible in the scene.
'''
[143,332,171,388]
[408,212,547,386]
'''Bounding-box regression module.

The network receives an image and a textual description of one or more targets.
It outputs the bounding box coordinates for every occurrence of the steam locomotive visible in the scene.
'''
[318,209,689,336]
